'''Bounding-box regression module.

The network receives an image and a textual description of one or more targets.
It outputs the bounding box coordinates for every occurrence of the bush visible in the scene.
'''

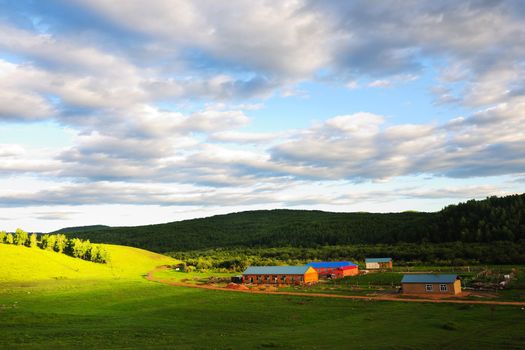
[442,321,459,331]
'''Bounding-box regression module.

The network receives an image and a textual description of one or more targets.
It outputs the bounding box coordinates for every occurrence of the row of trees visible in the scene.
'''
[169,241,525,272]
[0,229,110,264]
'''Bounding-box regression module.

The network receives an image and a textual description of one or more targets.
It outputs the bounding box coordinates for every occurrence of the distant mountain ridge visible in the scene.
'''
[52,225,111,234]
[61,194,525,253]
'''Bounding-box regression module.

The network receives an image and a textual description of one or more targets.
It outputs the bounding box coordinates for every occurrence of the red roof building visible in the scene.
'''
[306,261,359,279]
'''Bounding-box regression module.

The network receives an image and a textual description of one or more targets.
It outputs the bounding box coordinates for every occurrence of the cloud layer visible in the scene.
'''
[0,0,524,220]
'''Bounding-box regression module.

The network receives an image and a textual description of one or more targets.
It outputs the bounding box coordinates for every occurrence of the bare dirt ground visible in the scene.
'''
[146,266,525,306]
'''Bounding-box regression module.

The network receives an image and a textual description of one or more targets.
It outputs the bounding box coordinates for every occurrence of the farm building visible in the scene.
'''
[242,266,318,285]
[306,261,359,278]
[365,258,392,269]
[401,274,462,295]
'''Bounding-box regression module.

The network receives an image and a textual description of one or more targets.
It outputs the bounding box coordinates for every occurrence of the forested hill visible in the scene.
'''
[52,225,110,234]
[64,194,525,253]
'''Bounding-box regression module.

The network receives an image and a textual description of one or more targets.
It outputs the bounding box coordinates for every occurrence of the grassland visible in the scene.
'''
[2,244,525,349]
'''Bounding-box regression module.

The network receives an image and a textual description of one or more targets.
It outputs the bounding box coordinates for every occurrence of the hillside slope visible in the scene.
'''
[65,194,525,252]
[0,244,176,282]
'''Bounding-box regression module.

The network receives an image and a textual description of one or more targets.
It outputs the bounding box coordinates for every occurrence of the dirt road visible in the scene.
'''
[146,266,525,307]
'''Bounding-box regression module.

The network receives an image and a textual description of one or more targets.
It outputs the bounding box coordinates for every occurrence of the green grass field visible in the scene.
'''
[1,244,525,349]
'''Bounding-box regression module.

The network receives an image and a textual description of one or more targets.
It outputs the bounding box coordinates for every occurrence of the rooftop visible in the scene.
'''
[365,258,392,263]
[306,261,358,268]
[401,274,459,284]
[243,266,313,275]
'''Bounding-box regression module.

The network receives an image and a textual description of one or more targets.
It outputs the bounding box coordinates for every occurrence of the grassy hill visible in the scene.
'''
[0,243,176,282]
[64,194,525,252]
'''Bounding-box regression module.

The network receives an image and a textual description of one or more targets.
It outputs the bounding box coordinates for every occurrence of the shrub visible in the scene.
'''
[442,321,459,331]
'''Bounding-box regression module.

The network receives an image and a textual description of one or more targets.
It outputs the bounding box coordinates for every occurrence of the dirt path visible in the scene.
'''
[146,266,525,307]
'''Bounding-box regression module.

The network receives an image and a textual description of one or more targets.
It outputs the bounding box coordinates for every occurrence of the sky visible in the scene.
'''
[1,0,525,232]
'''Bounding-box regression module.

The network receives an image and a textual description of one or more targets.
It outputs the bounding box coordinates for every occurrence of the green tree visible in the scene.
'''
[82,240,92,260]
[95,246,110,263]
[5,233,14,244]
[40,234,57,250]
[0,230,6,243]
[66,238,84,258]
[14,228,28,246]
[54,234,67,253]
[89,244,100,262]
[28,233,38,248]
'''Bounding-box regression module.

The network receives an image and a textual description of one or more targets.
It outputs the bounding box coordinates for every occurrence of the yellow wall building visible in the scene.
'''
[401,274,461,295]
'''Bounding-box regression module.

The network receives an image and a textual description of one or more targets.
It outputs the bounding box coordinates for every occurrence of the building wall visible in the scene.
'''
[304,268,318,283]
[452,279,461,294]
[366,262,379,269]
[402,281,461,295]
[342,267,359,277]
[379,261,393,269]
[366,261,392,269]
[242,272,318,285]
[313,266,358,279]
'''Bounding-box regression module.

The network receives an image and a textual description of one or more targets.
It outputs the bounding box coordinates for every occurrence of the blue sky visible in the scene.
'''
[1,0,525,231]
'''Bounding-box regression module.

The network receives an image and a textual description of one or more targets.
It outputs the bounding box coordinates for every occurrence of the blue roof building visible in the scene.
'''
[243,266,312,275]
[242,265,318,284]
[401,274,459,284]
[306,261,358,269]
[401,274,462,295]
[365,257,393,269]
[365,258,392,263]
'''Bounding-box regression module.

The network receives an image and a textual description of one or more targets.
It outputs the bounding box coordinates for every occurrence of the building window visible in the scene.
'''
[250,277,253,283]
[440,284,448,292]
[425,284,433,292]
[281,275,286,282]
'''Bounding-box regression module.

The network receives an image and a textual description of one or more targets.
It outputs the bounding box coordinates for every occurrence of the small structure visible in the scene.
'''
[306,261,359,278]
[242,266,318,285]
[230,275,243,283]
[401,274,461,295]
[365,258,392,269]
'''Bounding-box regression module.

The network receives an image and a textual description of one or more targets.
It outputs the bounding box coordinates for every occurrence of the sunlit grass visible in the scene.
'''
[0,243,177,282]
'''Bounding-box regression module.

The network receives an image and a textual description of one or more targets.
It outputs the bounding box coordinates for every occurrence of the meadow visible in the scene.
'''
[2,244,525,349]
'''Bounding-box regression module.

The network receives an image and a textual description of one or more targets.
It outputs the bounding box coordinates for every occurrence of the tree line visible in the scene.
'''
[168,241,525,272]
[0,228,110,264]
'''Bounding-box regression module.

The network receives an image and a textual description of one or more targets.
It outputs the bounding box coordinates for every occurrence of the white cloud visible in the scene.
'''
[74,0,332,78]
[345,80,359,89]
[368,80,391,88]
